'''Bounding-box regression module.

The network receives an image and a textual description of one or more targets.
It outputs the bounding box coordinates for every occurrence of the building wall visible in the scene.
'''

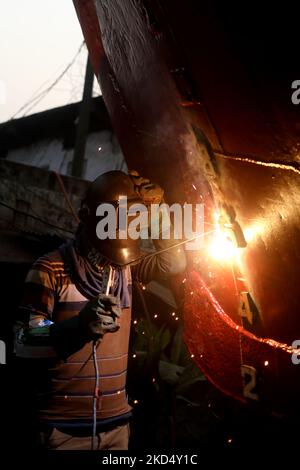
[6,129,127,180]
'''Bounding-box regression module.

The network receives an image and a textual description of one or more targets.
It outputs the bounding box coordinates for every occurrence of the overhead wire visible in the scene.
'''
[10,41,86,119]
[0,200,74,235]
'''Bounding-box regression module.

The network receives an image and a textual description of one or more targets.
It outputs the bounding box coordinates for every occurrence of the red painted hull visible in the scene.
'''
[74,0,300,415]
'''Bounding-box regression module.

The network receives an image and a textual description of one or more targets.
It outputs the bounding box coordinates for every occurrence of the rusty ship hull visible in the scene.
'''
[74,0,300,415]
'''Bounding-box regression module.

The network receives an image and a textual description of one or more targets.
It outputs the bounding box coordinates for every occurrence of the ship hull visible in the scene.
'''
[74,0,300,415]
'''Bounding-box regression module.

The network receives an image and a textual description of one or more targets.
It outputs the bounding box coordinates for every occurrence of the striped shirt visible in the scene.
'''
[16,238,186,431]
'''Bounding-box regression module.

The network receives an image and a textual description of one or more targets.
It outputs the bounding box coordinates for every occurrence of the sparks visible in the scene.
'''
[208,231,238,263]
[244,222,263,243]
[213,211,220,222]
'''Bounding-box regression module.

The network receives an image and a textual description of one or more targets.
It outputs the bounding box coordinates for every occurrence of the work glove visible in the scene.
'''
[49,295,121,358]
[79,294,121,341]
[129,170,164,204]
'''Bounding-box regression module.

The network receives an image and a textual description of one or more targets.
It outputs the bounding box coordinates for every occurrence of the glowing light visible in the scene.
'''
[244,222,263,243]
[175,317,179,321]
[182,278,186,284]
[142,285,146,290]
[154,314,158,318]
[192,184,197,190]
[117,390,121,395]
[133,400,138,404]
[208,231,238,262]
[227,438,233,444]
[190,354,194,358]
[133,320,138,325]
[171,312,176,317]
[264,360,269,366]
[213,211,220,223]
[98,146,102,151]
[132,354,137,358]
[152,378,156,383]
[190,291,194,295]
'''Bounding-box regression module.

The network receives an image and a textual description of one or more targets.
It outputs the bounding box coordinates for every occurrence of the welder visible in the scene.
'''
[14,170,186,451]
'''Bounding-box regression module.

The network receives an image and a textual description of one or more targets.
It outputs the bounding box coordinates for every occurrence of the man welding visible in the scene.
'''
[15,170,186,450]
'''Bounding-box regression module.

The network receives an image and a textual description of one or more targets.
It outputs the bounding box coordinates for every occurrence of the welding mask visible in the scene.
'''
[79,171,143,266]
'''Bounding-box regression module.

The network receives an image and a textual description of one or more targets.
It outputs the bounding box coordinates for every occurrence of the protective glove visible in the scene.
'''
[79,294,121,341]
[49,295,121,358]
[129,170,164,204]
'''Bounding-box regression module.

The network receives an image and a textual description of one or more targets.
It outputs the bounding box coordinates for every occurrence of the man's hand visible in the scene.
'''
[79,295,121,340]
[129,170,164,204]
[49,295,121,358]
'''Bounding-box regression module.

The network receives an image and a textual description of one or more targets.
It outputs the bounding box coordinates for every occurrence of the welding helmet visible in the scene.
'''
[79,171,143,266]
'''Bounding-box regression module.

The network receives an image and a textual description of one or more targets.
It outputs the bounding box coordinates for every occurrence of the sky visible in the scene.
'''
[0,0,100,123]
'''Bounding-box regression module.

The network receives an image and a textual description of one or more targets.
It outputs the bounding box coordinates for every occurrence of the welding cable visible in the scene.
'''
[120,228,217,267]
[92,339,100,450]
[91,267,113,449]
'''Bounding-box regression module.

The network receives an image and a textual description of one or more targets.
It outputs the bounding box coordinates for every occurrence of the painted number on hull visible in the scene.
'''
[241,364,258,401]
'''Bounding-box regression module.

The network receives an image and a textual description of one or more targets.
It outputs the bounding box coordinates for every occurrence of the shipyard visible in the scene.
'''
[0,0,299,463]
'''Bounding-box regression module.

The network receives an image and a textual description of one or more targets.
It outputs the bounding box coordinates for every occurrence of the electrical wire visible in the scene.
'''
[0,200,75,234]
[10,41,85,119]
[1,175,80,227]
[0,178,60,214]
[91,267,114,449]
[92,339,100,450]
[120,229,217,267]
